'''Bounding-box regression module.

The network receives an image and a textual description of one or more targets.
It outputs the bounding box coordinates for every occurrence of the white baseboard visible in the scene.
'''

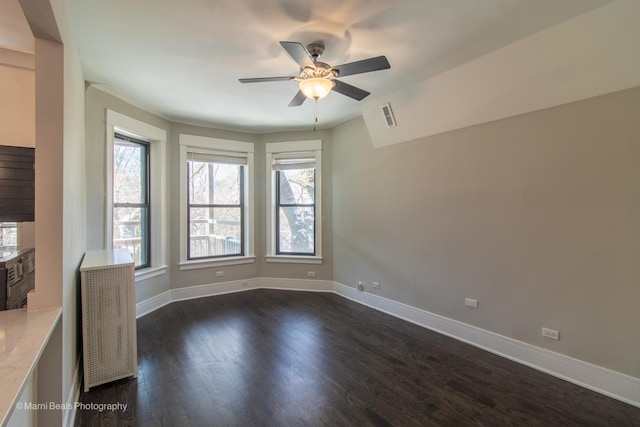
[136,289,172,318]
[134,277,640,408]
[260,277,334,292]
[136,277,332,318]
[171,278,260,303]
[333,281,640,408]
[63,358,82,427]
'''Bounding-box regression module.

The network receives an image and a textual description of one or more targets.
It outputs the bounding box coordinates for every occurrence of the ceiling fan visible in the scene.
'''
[239,41,391,107]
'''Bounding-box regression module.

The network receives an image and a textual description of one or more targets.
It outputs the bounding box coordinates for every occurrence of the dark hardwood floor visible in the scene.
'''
[75,289,640,426]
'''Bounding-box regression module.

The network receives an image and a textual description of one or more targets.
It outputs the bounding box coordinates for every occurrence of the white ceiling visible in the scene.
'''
[65,0,611,133]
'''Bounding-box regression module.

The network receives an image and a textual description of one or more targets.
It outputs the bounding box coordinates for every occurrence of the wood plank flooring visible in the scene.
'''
[75,289,640,426]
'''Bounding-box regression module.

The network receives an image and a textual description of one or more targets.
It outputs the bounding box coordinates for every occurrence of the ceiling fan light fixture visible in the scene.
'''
[299,78,334,100]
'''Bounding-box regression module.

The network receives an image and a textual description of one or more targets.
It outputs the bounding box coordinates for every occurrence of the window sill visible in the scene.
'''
[265,255,323,265]
[179,256,256,271]
[135,265,168,282]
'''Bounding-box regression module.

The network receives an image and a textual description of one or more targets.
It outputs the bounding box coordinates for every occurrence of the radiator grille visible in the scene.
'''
[81,250,137,391]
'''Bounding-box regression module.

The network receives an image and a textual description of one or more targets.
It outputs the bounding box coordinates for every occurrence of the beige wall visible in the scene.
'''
[0,60,34,147]
[332,86,640,378]
[31,36,65,425]
[0,0,35,147]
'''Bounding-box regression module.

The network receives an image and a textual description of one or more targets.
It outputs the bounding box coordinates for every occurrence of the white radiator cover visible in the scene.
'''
[80,248,137,392]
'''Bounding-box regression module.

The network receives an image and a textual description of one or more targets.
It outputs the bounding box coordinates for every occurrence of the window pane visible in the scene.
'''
[278,206,314,254]
[113,136,150,269]
[114,140,147,204]
[113,206,149,266]
[278,169,314,205]
[0,222,18,257]
[188,162,241,205]
[189,207,241,258]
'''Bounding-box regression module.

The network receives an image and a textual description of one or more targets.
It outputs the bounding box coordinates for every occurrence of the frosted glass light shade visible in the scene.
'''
[299,78,334,100]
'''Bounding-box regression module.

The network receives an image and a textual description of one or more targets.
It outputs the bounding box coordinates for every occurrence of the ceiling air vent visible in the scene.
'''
[381,102,397,128]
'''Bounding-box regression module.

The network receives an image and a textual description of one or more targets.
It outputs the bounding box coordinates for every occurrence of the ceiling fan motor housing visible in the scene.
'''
[301,42,338,79]
[299,63,336,80]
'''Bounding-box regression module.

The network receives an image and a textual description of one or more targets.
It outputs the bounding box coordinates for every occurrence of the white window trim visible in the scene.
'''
[178,134,255,270]
[106,110,168,280]
[265,140,322,263]
[265,255,323,264]
[179,256,256,271]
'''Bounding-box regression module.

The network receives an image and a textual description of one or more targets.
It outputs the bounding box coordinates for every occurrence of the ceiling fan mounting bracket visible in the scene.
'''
[306,42,325,61]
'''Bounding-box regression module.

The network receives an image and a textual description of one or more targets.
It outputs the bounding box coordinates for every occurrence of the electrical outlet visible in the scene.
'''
[542,327,560,340]
[307,271,316,277]
[465,298,479,309]
[372,281,380,289]
[357,281,364,292]
[215,271,224,277]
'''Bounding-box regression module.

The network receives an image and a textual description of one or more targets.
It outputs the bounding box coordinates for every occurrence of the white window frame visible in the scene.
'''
[266,140,322,264]
[106,110,167,282]
[179,134,255,270]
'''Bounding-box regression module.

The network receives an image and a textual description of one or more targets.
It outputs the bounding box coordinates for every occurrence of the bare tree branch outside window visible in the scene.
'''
[277,168,315,254]
[187,160,243,259]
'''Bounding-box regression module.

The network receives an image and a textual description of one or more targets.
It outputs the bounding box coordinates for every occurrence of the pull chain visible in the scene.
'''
[313,98,318,132]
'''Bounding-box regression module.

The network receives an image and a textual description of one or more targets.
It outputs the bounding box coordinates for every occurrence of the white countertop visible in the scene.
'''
[0,306,62,426]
